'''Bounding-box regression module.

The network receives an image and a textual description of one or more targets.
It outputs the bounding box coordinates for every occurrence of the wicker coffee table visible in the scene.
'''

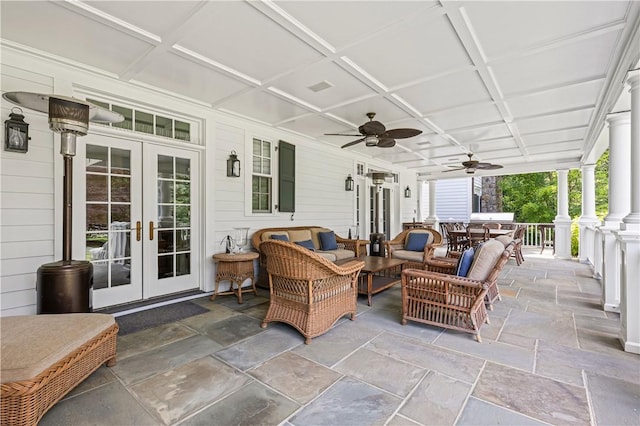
[339,256,406,306]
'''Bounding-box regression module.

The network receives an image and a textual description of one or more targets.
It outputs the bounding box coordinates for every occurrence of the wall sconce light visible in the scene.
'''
[345,174,354,191]
[404,186,411,198]
[4,107,30,153]
[226,150,240,177]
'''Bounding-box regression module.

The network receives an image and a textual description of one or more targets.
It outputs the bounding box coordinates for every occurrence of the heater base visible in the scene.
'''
[37,260,93,314]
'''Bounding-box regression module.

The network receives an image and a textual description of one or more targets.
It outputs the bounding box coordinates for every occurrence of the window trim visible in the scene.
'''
[247,136,276,215]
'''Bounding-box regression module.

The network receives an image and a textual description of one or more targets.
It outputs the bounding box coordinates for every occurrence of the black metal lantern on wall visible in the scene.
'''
[404,186,411,198]
[227,150,241,177]
[4,107,30,153]
[345,174,354,191]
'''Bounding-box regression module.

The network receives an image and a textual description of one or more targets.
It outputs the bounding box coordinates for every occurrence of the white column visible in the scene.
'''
[424,180,439,228]
[601,113,630,312]
[578,164,600,263]
[617,70,640,353]
[554,169,572,259]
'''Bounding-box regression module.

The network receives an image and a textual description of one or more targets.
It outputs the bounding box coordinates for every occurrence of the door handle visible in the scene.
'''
[149,221,155,241]
[135,221,141,241]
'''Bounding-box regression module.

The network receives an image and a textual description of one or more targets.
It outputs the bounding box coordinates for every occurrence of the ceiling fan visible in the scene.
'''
[444,153,504,174]
[325,112,422,149]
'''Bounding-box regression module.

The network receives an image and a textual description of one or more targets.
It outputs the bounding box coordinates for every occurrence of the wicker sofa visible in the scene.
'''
[252,226,365,287]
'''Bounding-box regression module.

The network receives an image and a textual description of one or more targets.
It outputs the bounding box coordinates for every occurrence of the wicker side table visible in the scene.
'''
[211,252,259,304]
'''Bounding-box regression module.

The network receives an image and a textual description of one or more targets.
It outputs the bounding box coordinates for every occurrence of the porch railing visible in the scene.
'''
[439,221,555,248]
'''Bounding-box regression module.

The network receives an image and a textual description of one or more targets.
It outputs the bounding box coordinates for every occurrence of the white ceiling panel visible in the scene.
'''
[517,109,593,135]
[491,30,622,96]
[0,2,153,74]
[449,123,512,144]
[326,97,411,126]
[428,103,503,131]
[219,90,311,125]
[506,79,604,119]
[521,127,587,147]
[279,114,352,139]
[463,1,629,59]
[178,1,321,82]
[0,0,636,179]
[88,1,203,37]
[342,12,472,88]
[134,52,250,104]
[528,141,582,155]
[394,70,491,114]
[269,61,373,110]
[274,1,438,50]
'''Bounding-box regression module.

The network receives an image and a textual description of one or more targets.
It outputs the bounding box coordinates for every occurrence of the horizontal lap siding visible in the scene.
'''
[1,65,55,315]
[436,178,471,223]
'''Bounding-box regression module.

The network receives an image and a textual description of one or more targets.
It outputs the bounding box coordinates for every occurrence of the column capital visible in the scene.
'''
[607,112,630,127]
[627,70,640,89]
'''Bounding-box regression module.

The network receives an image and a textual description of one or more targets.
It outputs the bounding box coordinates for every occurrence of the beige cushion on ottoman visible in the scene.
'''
[1,313,118,425]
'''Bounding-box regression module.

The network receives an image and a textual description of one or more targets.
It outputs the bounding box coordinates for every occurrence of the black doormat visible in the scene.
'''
[116,301,209,335]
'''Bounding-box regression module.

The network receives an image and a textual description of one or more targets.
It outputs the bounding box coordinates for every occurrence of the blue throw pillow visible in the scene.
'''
[295,240,315,251]
[456,247,475,277]
[405,232,429,252]
[270,234,289,241]
[318,231,338,250]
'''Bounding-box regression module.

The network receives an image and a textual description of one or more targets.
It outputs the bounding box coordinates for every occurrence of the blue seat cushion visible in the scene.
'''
[456,247,475,277]
[295,240,315,251]
[318,231,338,251]
[270,234,289,241]
[405,232,431,252]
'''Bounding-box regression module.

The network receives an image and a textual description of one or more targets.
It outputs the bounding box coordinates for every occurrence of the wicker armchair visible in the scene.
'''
[401,269,489,342]
[384,228,443,269]
[260,240,365,344]
[423,239,514,310]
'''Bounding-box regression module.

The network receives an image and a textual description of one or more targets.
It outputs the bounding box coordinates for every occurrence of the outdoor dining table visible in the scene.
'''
[448,228,515,239]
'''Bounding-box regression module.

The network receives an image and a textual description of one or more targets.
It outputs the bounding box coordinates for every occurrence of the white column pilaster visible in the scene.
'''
[424,180,439,228]
[622,72,640,231]
[554,169,572,259]
[601,113,630,312]
[578,164,600,263]
[617,70,640,353]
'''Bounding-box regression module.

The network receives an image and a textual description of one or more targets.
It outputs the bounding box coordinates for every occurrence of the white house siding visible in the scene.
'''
[0,46,416,313]
[1,64,55,315]
[436,178,472,223]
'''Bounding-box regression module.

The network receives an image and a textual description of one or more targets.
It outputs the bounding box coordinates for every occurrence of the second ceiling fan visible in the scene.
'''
[445,153,504,174]
[326,112,422,149]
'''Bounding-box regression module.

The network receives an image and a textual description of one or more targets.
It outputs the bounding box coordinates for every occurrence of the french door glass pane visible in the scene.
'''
[156,155,191,280]
[86,144,133,290]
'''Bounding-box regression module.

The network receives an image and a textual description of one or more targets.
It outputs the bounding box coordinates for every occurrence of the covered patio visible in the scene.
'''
[38,248,638,425]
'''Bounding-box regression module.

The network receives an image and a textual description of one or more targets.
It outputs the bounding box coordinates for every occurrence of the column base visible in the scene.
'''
[603,302,620,313]
[619,335,640,354]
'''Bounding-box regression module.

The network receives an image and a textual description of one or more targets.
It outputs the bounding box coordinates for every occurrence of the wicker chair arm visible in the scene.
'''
[335,236,366,257]
[402,268,486,289]
[424,258,457,274]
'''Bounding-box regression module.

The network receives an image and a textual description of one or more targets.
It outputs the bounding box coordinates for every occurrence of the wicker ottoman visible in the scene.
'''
[1,313,118,425]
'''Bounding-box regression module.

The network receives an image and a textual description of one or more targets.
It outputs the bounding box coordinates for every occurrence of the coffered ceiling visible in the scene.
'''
[1,1,639,178]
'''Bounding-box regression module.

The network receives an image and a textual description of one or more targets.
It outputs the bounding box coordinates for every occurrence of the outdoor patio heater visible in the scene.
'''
[3,92,123,313]
[367,171,392,257]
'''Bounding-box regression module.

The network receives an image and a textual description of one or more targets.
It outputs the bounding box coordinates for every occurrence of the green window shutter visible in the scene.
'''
[278,140,295,212]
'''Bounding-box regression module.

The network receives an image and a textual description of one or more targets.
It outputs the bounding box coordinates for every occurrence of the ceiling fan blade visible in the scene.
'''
[341,137,365,149]
[324,133,362,137]
[362,120,386,135]
[477,163,504,170]
[462,160,479,168]
[380,128,422,139]
[376,138,396,148]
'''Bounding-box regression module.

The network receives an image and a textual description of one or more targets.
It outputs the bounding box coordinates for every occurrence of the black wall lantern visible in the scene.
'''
[227,150,241,177]
[4,107,30,153]
[404,186,411,198]
[345,174,354,191]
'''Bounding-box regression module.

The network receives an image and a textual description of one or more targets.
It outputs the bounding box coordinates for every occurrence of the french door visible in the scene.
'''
[76,135,200,309]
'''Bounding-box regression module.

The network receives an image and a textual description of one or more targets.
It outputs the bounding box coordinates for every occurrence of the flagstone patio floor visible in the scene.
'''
[39,248,639,425]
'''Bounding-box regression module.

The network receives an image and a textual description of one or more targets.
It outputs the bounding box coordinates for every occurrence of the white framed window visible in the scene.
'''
[252,137,272,213]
